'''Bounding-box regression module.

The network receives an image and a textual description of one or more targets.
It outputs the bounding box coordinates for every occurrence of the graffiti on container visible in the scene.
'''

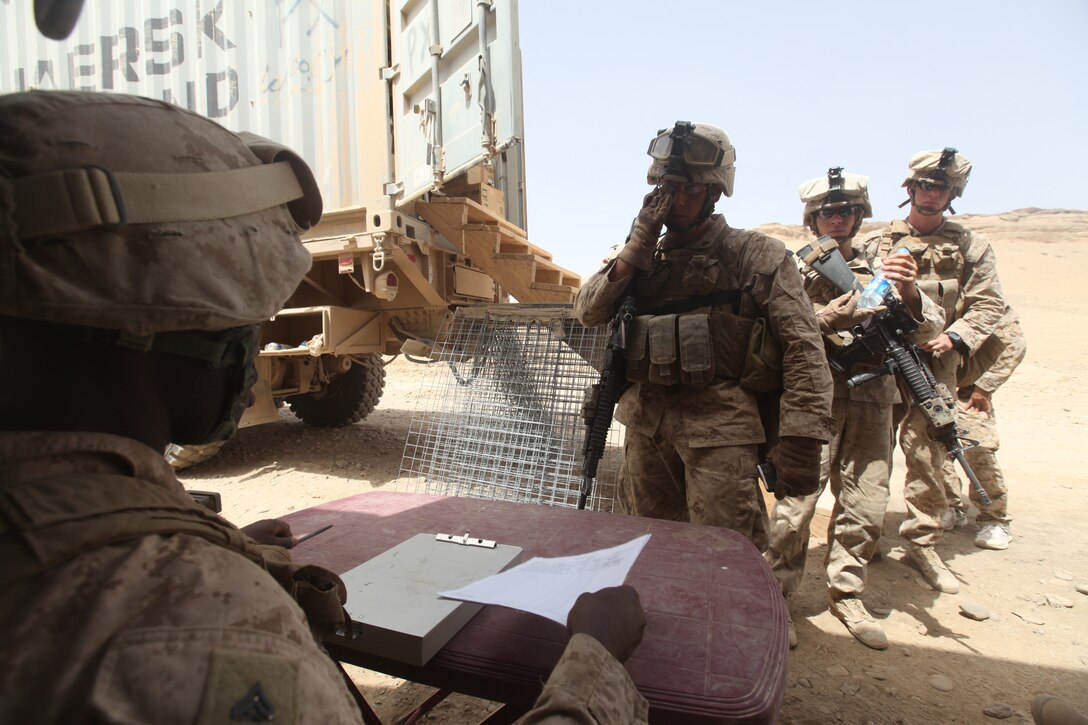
[5,1,238,117]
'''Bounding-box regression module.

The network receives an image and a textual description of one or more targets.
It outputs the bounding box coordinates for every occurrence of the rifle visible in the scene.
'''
[803,246,991,505]
[580,296,637,509]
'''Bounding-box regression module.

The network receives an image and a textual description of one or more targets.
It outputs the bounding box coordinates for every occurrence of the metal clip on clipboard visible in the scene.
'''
[435,531,496,549]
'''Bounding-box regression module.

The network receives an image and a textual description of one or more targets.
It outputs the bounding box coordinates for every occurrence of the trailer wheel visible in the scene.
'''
[165,440,227,470]
[287,356,386,427]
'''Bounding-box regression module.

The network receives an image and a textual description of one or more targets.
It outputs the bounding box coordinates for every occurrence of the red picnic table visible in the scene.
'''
[285,491,787,724]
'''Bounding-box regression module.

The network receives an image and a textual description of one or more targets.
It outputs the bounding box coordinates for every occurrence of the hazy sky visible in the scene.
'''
[517,0,1088,277]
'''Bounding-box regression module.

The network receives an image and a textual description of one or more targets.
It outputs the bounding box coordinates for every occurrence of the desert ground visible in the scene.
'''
[179,208,1088,724]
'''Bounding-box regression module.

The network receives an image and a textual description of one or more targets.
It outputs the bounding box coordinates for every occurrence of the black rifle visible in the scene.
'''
[828,285,991,505]
[580,296,637,510]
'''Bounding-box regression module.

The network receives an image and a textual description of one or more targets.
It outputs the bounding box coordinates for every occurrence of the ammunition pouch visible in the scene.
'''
[625,310,781,391]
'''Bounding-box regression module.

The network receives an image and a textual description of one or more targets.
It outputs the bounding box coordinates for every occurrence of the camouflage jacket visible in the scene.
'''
[0,431,364,724]
[576,214,834,445]
[519,634,649,724]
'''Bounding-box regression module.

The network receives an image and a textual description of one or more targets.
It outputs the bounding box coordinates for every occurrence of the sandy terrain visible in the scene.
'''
[179,208,1088,724]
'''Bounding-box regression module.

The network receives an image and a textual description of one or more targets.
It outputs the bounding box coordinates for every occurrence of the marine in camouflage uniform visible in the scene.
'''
[763,169,944,650]
[576,122,834,551]
[0,90,647,724]
[861,148,1007,594]
[944,309,1026,550]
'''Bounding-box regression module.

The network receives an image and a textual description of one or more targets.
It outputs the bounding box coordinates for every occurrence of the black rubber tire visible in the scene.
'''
[164,440,227,470]
[287,356,386,427]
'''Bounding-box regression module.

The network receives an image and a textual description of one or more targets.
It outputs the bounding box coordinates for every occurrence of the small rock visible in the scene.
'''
[841,682,861,696]
[902,649,912,657]
[826,664,850,678]
[928,674,954,692]
[865,667,889,680]
[983,703,1014,719]
[797,677,812,689]
[960,601,991,621]
[871,606,892,617]
[1076,584,1088,596]
[1011,610,1046,626]
[1046,593,1074,608]
[334,459,348,468]
[1054,570,1074,581]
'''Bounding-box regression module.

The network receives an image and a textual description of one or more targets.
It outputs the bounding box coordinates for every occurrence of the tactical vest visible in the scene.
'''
[624,226,784,391]
[877,219,967,322]
[0,472,348,635]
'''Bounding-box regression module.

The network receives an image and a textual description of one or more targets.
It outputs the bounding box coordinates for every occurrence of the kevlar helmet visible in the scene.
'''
[646,121,737,197]
[0,90,323,445]
[902,147,972,199]
[0,90,319,336]
[799,167,873,236]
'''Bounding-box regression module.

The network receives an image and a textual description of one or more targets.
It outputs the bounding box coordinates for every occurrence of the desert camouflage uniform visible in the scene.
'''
[764,245,945,599]
[576,214,834,550]
[521,634,649,724]
[0,431,364,725]
[864,219,1006,546]
[948,311,1026,524]
[0,432,646,724]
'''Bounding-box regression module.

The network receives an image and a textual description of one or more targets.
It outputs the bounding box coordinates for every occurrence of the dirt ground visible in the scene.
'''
[179,209,1088,724]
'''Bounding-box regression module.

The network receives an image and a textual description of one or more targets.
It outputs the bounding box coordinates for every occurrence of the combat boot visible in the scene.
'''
[906,544,960,594]
[829,597,888,650]
[940,506,967,530]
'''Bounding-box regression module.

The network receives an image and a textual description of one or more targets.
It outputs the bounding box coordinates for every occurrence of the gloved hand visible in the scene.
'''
[766,436,823,499]
[815,290,884,334]
[616,186,673,271]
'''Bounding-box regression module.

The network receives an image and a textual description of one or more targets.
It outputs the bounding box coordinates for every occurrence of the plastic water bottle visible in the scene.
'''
[858,247,910,309]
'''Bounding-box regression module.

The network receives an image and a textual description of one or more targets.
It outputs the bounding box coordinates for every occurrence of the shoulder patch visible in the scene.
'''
[200,649,299,725]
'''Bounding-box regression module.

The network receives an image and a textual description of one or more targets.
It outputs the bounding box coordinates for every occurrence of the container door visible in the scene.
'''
[389,0,526,228]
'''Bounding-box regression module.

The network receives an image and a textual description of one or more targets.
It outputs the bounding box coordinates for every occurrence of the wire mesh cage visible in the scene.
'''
[397,304,623,512]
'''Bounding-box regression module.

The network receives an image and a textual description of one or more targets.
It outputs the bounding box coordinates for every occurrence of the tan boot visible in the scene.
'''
[907,544,960,594]
[829,597,888,650]
[785,606,797,649]
[1032,695,1088,725]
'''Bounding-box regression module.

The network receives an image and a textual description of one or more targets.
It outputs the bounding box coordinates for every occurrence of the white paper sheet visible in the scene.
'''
[438,534,650,624]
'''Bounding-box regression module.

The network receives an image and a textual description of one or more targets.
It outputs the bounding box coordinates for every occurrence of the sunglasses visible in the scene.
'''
[916,180,950,193]
[817,206,857,220]
[659,181,709,196]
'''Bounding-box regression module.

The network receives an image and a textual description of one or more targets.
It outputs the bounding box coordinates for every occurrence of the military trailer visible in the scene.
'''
[0,0,578,461]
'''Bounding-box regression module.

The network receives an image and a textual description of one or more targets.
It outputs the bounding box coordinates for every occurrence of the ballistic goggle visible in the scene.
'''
[647,123,734,168]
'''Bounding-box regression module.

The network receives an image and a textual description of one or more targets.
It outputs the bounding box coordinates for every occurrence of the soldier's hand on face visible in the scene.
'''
[920,333,954,353]
[566,585,646,663]
[816,290,884,333]
[962,387,993,413]
[636,185,674,236]
[241,518,295,549]
[617,187,674,272]
[766,436,823,499]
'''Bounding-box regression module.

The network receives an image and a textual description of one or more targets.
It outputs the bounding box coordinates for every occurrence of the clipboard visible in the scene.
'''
[331,532,522,666]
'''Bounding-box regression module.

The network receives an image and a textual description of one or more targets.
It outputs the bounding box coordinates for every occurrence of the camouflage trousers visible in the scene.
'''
[899,351,964,546]
[941,388,1011,524]
[764,398,892,599]
[617,414,768,551]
